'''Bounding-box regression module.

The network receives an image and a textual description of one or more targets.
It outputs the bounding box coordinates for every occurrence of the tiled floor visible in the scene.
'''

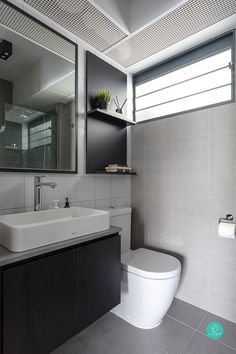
[52,298,236,354]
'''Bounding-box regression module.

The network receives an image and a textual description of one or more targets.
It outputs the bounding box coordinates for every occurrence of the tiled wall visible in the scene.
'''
[0,0,132,214]
[131,102,236,324]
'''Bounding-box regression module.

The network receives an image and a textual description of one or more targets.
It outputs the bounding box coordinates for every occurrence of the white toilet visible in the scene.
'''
[109,207,181,329]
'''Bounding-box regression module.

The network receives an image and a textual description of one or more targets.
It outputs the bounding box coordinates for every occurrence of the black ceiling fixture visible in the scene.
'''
[0,40,12,60]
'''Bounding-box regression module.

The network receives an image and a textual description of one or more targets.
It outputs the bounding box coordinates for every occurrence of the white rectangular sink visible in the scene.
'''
[0,207,110,252]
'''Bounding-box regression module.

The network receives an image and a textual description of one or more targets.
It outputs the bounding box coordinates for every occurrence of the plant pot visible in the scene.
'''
[99,102,110,109]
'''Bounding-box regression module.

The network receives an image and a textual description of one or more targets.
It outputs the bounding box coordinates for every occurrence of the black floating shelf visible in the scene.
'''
[87,108,135,126]
[96,171,137,175]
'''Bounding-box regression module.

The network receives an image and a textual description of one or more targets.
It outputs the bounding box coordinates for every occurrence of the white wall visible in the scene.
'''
[0,0,132,215]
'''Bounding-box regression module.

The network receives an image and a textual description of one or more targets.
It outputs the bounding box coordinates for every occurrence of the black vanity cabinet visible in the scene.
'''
[0,233,120,354]
[2,249,77,354]
[77,235,120,331]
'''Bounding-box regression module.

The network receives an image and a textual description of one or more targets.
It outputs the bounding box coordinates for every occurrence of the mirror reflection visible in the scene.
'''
[0,4,77,172]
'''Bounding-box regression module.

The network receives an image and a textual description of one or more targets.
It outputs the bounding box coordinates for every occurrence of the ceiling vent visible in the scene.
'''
[0,1,75,62]
[106,0,236,67]
[23,0,127,52]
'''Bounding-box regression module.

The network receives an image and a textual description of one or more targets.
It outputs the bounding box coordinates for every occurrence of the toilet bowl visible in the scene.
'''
[109,207,181,329]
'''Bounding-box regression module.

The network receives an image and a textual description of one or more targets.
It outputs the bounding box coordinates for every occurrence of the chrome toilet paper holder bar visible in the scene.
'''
[219,214,234,224]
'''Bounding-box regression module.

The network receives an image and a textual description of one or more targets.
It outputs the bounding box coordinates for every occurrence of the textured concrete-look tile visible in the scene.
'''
[174,138,208,184]
[131,146,146,174]
[131,123,146,148]
[176,252,208,311]
[174,175,208,213]
[146,207,174,249]
[146,172,173,209]
[209,102,236,137]
[146,117,174,145]
[174,109,209,142]
[131,172,146,208]
[209,134,236,176]
[174,210,208,256]
[198,313,236,350]
[183,332,236,354]
[167,298,207,329]
[131,206,146,249]
[146,143,173,175]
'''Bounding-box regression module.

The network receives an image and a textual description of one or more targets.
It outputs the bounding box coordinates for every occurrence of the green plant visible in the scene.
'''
[95,89,112,105]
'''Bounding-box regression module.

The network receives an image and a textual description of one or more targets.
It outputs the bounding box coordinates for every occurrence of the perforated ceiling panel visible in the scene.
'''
[0,1,75,62]
[106,0,236,68]
[23,0,127,52]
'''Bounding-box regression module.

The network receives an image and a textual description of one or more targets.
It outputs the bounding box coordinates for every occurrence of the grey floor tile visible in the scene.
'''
[139,316,195,354]
[167,298,207,329]
[51,337,89,354]
[182,332,236,354]
[198,313,236,351]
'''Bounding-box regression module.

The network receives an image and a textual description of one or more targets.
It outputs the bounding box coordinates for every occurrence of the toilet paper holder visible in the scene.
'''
[219,214,234,223]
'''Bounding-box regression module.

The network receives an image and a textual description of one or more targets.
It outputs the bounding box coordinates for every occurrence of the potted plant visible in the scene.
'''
[94,89,112,109]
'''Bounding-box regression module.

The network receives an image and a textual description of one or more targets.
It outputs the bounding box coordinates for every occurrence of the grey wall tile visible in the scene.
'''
[174,176,208,213]
[146,172,173,209]
[131,172,146,208]
[131,206,146,249]
[146,207,174,249]
[146,117,174,145]
[146,143,173,175]
[131,123,146,148]
[174,109,209,142]
[131,100,236,324]
[209,102,236,137]
[174,138,208,183]
[131,146,146,174]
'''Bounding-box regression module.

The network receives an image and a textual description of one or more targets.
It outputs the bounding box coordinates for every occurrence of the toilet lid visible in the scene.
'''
[121,248,181,280]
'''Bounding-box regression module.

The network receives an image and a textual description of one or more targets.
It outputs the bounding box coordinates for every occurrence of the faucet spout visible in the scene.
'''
[34,176,57,211]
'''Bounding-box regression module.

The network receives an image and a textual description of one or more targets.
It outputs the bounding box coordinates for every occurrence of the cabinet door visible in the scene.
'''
[2,249,77,354]
[77,235,120,331]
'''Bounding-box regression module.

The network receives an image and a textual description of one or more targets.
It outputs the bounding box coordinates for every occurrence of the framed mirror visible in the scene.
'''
[0,0,78,173]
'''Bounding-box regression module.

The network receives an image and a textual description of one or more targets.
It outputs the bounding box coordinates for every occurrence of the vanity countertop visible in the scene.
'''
[0,226,121,267]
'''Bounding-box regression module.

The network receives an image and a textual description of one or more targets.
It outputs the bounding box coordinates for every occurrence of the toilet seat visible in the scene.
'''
[121,248,181,280]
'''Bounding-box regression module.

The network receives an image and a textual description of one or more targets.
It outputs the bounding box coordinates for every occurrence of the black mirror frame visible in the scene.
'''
[0,0,78,174]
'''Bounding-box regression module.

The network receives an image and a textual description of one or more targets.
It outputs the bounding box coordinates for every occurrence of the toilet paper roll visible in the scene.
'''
[218,221,236,239]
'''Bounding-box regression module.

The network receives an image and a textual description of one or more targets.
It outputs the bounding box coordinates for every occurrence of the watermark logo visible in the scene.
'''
[205,322,224,340]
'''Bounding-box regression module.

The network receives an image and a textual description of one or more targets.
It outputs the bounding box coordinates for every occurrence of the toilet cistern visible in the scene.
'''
[34,176,57,211]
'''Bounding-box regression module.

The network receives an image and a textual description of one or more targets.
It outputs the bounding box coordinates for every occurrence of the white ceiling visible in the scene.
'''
[5,0,236,72]
[92,0,185,34]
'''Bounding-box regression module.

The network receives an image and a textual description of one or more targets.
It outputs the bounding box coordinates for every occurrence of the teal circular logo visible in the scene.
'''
[205,322,224,340]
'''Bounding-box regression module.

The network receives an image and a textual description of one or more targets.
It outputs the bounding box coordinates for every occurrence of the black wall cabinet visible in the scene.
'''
[86,52,131,174]
[0,233,120,354]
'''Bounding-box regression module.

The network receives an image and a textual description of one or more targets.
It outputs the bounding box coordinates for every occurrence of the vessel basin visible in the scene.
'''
[0,207,110,252]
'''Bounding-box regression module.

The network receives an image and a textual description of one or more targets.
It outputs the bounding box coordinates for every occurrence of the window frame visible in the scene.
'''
[133,31,235,124]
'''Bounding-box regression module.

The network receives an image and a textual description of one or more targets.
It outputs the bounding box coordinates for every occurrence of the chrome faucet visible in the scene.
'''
[34,176,57,211]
